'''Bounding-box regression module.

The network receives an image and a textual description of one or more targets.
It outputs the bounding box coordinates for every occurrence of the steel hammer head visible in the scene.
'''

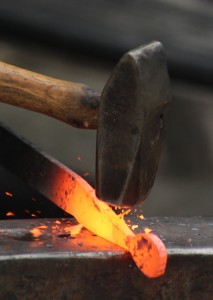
[96,41,171,207]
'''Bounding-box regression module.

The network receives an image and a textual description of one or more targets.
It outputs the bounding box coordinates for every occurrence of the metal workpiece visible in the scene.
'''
[0,217,212,299]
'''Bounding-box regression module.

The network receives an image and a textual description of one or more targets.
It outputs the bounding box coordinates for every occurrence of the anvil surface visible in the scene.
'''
[0,216,212,300]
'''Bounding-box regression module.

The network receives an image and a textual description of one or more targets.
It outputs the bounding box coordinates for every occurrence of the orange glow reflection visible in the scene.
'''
[30,227,42,238]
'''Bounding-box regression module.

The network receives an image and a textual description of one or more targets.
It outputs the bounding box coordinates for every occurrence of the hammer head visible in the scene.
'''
[96,41,171,207]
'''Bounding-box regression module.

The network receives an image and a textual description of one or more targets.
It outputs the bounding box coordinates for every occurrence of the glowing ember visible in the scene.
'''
[5,192,13,197]
[30,224,48,238]
[30,227,42,238]
[138,215,144,220]
[83,172,89,177]
[144,228,152,234]
[6,211,15,217]
[131,225,138,230]
[64,224,83,237]
[118,209,131,219]
[55,220,61,224]
[37,225,47,229]
[50,172,167,278]
[31,213,36,217]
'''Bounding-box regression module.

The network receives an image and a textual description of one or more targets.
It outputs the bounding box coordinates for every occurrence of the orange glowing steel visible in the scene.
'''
[50,171,167,278]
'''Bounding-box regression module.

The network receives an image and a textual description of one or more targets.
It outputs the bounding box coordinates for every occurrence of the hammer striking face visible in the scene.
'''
[96,41,171,207]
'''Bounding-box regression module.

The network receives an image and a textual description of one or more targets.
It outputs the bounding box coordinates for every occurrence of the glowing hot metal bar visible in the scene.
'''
[51,171,167,278]
[0,122,167,278]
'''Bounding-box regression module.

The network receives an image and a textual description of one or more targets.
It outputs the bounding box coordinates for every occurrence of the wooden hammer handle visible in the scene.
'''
[0,61,100,129]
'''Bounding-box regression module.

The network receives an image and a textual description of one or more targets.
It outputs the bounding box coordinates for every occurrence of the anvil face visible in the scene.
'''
[0,217,212,299]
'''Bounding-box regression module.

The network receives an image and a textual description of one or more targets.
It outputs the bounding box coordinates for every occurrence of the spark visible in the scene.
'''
[118,209,131,219]
[83,172,89,177]
[144,227,152,234]
[137,214,144,220]
[6,211,15,217]
[37,225,47,229]
[30,227,42,238]
[131,225,138,230]
[5,192,13,197]
[64,224,83,237]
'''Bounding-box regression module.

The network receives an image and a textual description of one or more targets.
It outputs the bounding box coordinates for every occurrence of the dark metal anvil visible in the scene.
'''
[0,123,212,299]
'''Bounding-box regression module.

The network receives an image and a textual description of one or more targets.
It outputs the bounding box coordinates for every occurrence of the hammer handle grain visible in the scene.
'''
[0,61,100,129]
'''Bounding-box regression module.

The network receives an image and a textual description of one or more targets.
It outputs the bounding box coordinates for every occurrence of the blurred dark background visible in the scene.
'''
[0,0,212,216]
